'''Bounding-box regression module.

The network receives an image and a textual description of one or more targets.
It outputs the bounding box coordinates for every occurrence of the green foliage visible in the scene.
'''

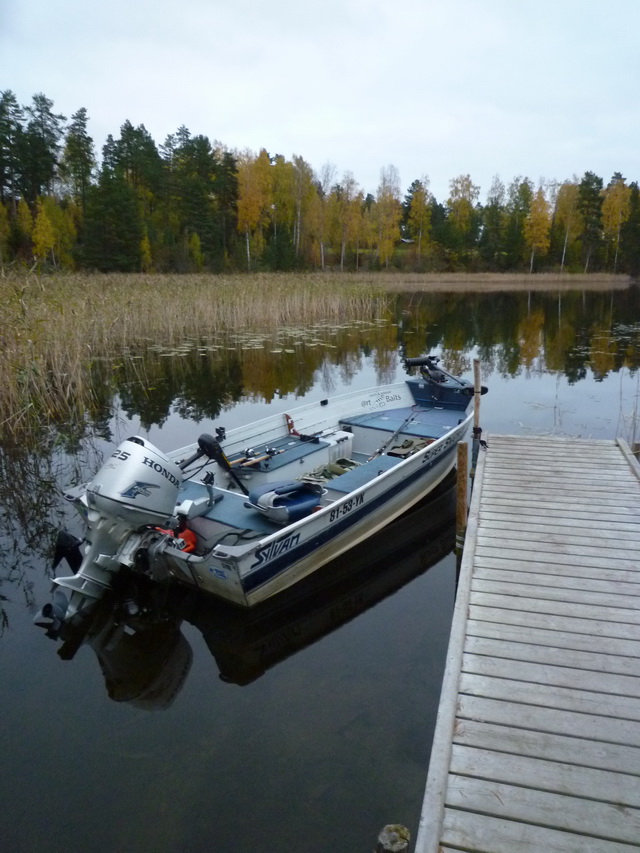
[0,90,24,209]
[59,107,95,211]
[478,176,507,271]
[620,183,640,278]
[578,171,604,272]
[20,93,66,203]
[503,177,533,269]
[81,171,142,271]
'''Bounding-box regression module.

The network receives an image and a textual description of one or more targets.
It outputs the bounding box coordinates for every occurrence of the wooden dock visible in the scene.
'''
[415,435,640,853]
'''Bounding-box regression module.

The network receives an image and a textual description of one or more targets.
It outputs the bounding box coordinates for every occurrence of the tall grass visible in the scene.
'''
[1,272,390,442]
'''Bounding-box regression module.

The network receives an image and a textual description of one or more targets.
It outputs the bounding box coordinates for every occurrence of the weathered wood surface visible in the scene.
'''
[415,435,640,853]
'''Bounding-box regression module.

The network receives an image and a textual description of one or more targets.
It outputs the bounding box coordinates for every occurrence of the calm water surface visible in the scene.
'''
[2,287,640,852]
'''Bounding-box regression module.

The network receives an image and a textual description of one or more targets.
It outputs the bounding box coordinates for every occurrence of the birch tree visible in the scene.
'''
[291,155,315,261]
[447,174,480,265]
[601,173,631,273]
[270,154,295,267]
[236,148,272,271]
[478,176,506,269]
[524,186,551,272]
[406,177,431,260]
[16,196,32,259]
[316,161,336,270]
[32,198,55,265]
[329,171,362,271]
[374,165,402,267]
[554,180,581,271]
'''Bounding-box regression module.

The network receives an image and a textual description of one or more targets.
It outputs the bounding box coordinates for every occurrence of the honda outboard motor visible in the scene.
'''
[53,436,183,627]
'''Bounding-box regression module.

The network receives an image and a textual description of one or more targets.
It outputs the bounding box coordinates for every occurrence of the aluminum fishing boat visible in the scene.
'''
[37,355,486,631]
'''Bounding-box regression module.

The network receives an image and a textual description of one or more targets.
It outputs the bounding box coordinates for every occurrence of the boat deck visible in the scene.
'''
[174,412,430,548]
[416,434,640,853]
[340,405,463,439]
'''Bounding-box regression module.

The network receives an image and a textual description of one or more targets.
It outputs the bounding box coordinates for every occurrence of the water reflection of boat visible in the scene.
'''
[39,355,483,629]
[45,476,456,703]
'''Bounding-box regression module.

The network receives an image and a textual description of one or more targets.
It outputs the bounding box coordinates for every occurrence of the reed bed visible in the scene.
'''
[0,272,390,442]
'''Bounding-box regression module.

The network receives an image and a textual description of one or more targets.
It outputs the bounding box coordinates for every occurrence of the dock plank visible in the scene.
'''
[415,435,640,853]
[454,718,640,776]
[444,775,640,844]
[449,744,640,807]
[464,634,640,678]
[441,806,637,852]
[457,693,640,746]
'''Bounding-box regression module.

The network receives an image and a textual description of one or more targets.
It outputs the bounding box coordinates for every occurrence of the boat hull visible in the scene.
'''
[44,362,481,622]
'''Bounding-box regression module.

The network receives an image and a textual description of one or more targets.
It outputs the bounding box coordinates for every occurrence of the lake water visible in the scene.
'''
[1,286,640,852]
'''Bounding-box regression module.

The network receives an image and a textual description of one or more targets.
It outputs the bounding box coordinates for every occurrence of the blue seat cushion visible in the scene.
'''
[245,481,324,524]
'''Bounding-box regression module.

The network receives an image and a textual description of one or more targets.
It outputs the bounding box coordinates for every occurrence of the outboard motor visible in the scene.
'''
[53,436,183,628]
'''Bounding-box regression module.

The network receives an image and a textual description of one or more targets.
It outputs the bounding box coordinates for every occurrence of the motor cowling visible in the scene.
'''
[86,436,183,527]
[48,438,184,630]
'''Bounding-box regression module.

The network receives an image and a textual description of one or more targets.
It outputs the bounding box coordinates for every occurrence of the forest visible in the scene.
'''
[1,89,640,276]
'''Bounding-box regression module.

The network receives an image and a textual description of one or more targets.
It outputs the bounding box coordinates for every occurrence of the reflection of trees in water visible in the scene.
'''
[0,434,102,634]
[398,288,640,382]
[113,323,401,429]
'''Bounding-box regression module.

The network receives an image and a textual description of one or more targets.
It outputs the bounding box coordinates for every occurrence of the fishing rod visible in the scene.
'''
[368,408,419,461]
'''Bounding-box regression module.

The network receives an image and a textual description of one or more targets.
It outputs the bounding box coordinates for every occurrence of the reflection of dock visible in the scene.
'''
[417,435,640,852]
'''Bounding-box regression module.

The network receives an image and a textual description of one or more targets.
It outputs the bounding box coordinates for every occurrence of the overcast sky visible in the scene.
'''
[1,0,638,203]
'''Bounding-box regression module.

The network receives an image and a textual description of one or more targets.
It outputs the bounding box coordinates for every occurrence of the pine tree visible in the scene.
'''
[81,162,142,271]
[578,171,603,272]
[59,107,95,212]
[0,90,24,212]
[213,150,239,266]
[20,93,66,203]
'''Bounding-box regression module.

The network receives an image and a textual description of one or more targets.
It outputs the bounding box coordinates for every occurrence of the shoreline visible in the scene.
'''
[4,269,633,294]
[347,271,633,293]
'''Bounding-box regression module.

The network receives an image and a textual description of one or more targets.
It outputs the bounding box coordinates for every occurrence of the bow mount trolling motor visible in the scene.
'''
[402,354,488,403]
